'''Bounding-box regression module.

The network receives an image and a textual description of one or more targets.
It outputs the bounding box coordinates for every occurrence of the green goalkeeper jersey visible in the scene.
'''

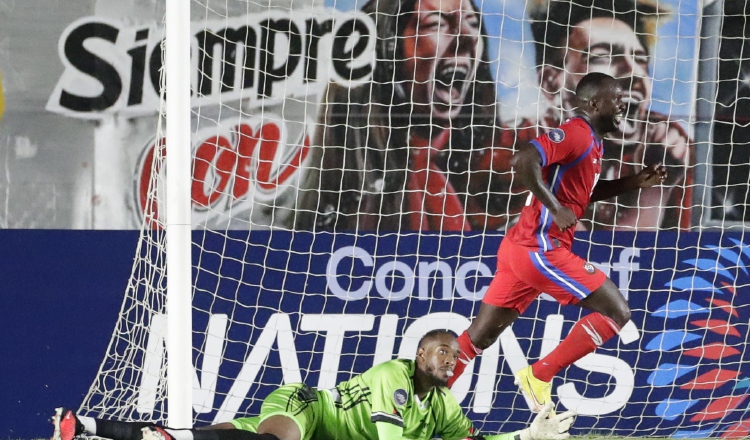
[232,359,519,440]
[314,358,476,440]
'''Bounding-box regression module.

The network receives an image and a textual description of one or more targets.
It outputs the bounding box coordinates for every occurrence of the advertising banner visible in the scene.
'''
[0,0,699,230]
[113,230,748,438]
[4,230,750,438]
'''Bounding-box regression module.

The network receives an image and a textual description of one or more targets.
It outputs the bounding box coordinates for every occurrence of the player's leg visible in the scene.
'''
[576,277,631,327]
[531,277,629,382]
[144,383,317,440]
[142,424,280,440]
[447,302,521,387]
[467,303,520,350]
[475,245,578,411]
[51,407,154,440]
[448,239,539,388]
[235,383,322,440]
[52,407,280,440]
[255,415,300,440]
[520,249,628,390]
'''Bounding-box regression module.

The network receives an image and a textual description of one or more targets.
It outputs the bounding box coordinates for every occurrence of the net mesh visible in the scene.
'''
[79,0,750,437]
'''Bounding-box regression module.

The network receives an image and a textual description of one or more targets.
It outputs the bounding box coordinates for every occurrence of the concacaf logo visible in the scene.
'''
[548,128,565,143]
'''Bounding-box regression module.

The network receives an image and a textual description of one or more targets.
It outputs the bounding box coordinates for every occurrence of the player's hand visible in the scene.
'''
[551,206,577,231]
[636,163,668,188]
[519,402,577,440]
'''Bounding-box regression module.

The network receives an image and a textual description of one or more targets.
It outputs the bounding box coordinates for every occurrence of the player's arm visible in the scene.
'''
[590,163,668,203]
[431,389,479,440]
[374,420,412,439]
[365,361,414,440]
[436,392,575,440]
[465,404,577,440]
[370,398,412,440]
[511,142,576,230]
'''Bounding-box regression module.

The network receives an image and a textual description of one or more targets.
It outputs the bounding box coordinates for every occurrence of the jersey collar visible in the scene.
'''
[573,116,603,152]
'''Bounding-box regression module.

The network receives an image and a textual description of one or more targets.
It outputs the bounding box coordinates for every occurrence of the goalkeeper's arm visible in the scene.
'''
[468,403,577,440]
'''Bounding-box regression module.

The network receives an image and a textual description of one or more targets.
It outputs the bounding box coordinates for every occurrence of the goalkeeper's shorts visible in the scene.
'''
[231,383,322,440]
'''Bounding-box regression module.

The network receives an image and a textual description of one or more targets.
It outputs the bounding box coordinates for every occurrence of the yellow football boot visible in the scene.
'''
[515,365,554,415]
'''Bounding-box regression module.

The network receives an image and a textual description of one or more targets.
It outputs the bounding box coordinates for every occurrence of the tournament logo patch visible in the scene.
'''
[393,389,408,406]
[584,263,596,274]
[548,128,565,143]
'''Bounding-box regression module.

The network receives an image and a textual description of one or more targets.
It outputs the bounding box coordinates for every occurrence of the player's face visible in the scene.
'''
[595,84,626,134]
[401,0,483,125]
[557,18,651,140]
[416,334,460,387]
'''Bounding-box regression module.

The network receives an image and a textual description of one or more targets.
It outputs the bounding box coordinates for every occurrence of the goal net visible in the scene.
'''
[77,0,750,437]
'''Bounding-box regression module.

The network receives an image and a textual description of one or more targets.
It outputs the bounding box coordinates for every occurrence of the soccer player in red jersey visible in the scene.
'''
[447,72,668,411]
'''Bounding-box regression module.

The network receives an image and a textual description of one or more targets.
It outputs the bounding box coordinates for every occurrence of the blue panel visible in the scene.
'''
[683,259,734,281]
[667,277,720,292]
[653,300,709,319]
[671,429,716,438]
[727,238,750,266]
[646,331,702,351]
[655,399,700,421]
[708,243,747,275]
[6,230,750,438]
[0,230,136,439]
[734,378,750,391]
[648,364,698,386]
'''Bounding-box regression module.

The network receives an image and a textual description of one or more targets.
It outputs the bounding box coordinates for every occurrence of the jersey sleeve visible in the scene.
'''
[529,122,591,167]
[432,388,476,440]
[375,421,408,439]
[366,361,412,428]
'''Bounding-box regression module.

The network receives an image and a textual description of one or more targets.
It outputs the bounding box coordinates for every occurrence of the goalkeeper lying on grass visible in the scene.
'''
[51,329,576,440]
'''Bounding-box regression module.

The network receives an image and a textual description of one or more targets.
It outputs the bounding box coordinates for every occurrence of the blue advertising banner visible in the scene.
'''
[0,231,135,438]
[6,230,750,438]
[163,231,749,438]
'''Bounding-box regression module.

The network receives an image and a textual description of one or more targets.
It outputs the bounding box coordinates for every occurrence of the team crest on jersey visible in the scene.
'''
[548,128,565,143]
[393,389,408,406]
[584,263,596,274]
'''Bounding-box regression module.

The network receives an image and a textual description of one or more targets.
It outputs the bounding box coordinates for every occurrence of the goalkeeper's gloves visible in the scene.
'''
[518,402,577,440]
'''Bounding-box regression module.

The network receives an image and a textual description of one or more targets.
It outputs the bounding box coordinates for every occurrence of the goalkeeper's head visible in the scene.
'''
[528,0,671,141]
[415,329,460,388]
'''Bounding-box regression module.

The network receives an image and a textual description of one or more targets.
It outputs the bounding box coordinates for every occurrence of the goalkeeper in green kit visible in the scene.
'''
[51,330,576,440]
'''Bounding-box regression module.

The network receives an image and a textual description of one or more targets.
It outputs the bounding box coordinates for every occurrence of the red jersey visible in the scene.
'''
[505,117,603,251]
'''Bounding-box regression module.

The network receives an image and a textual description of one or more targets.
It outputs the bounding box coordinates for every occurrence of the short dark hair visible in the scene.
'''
[576,72,617,100]
[529,0,668,68]
[417,329,455,352]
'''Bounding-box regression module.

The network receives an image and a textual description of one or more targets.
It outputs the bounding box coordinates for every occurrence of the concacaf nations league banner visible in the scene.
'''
[147,230,750,438]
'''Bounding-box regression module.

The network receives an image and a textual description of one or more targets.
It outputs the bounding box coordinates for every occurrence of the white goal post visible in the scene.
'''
[165,0,193,429]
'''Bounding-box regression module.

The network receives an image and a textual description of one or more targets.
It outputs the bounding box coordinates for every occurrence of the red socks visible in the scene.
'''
[447,331,482,388]
[449,314,620,387]
[532,312,621,382]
